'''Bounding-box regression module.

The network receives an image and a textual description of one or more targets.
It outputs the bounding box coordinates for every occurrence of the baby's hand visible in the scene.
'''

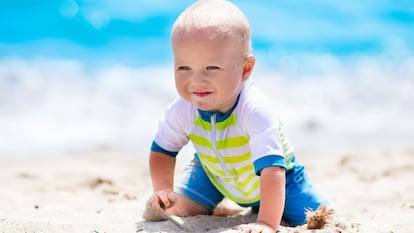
[235,222,276,233]
[142,190,177,221]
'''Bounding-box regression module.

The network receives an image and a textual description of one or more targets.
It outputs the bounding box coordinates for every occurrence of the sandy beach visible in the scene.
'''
[2,0,414,232]
[1,146,413,233]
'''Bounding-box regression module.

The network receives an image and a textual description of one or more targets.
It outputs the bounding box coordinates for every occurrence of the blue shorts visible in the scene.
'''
[176,154,329,226]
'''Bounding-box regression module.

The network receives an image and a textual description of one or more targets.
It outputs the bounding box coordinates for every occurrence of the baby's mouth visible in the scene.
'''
[193,91,211,97]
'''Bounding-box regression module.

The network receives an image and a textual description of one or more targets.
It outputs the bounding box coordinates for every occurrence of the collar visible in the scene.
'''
[197,94,240,123]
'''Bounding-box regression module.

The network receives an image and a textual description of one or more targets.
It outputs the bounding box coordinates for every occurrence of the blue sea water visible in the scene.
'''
[0,1,413,156]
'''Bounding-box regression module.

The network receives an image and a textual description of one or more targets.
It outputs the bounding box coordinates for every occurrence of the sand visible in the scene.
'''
[0,147,413,233]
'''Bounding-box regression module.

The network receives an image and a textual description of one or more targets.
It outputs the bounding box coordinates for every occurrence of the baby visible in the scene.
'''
[143,1,329,232]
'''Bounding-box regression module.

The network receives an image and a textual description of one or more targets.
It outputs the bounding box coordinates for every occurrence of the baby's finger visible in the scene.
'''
[235,223,275,233]
[157,190,175,209]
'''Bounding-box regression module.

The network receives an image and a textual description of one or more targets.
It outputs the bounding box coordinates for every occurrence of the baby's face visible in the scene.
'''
[172,29,249,113]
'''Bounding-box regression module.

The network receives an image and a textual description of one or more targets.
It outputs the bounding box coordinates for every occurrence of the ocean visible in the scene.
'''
[1,0,413,157]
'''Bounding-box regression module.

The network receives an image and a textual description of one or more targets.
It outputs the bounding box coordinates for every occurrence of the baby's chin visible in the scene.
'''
[194,104,216,112]
[190,99,224,113]
[196,106,212,111]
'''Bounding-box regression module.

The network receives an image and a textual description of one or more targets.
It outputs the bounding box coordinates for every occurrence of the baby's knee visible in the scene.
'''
[166,194,210,217]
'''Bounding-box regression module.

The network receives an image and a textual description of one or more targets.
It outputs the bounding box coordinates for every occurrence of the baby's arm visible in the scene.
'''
[143,151,210,220]
[237,166,285,232]
[257,166,285,229]
[149,151,176,192]
[143,151,177,221]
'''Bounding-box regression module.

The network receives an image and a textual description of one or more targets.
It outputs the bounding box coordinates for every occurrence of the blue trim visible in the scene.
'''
[239,200,260,207]
[150,141,178,157]
[197,94,240,122]
[253,155,286,175]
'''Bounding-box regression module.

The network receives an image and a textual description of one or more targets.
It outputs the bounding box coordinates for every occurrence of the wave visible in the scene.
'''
[0,55,413,157]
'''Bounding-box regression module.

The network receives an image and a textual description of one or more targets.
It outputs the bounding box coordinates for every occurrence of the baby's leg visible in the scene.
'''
[165,192,210,216]
[213,198,249,216]
[283,165,330,226]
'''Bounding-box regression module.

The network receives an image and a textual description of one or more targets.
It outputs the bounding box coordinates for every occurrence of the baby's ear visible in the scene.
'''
[242,56,255,81]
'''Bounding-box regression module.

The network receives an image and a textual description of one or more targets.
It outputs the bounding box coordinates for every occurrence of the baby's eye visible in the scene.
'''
[178,66,191,71]
[206,66,219,70]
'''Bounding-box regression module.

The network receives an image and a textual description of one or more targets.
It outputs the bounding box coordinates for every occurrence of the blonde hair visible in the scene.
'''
[171,0,251,58]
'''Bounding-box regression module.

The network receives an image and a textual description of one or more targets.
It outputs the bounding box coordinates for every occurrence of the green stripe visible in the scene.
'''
[188,134,212,148]
[193,114,238,131]
[278,119,296,170]
[233,177,260,197]
[216,136,249,149]
[205,168,260,204]
[205,164,228,177]
[198,152,251,166]
[198,152,220,164]
[285,156,295,170]
[189,134,249,150]
[200,158,254,179]
[224,172,256,188]
[223,152,251,163]
[198,150,252,168]
[193,116,212,131]
[235,164,254,177]
[215,114,238,130]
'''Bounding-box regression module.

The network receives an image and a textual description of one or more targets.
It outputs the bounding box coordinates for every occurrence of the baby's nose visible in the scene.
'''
[192,73,207,83]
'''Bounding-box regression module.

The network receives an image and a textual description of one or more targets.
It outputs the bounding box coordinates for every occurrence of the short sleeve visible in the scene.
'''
[238,82,286,172]
[153,97,192,153]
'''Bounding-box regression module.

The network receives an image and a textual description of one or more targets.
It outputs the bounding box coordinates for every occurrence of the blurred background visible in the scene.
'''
[1,0,413,157]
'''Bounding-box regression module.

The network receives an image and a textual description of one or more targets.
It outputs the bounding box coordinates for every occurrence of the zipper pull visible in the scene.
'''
[211,113,216,124]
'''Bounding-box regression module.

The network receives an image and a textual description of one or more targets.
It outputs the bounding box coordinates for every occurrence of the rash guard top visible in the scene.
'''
[151,79,296,204]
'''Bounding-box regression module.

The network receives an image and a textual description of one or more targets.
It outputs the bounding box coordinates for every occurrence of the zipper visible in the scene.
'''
[211,113,235,179]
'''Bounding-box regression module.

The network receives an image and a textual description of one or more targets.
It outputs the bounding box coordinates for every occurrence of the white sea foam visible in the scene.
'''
[0,55,413,157]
